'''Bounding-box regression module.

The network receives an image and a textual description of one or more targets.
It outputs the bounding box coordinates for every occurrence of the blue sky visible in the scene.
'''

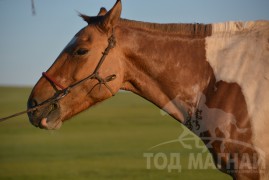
[0,0,268,86]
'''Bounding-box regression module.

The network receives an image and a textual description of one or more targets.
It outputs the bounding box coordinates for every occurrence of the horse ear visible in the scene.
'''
[78,12,102,25]
[98,7,107,16]
[78,7,107,24]
[79,13,92,23]
[101,0,122,32]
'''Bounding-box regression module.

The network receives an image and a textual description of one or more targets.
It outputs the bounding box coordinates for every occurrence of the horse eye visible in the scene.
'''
[74,48,89,56]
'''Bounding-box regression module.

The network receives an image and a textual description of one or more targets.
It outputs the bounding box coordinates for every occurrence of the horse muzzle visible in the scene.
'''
[27,99,62,130]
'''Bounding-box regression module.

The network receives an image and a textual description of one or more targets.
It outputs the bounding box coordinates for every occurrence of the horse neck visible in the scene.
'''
[116,20,214,122]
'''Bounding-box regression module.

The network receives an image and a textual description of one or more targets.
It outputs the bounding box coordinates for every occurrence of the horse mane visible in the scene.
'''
[211,20,269,34]
[118,18,212,37]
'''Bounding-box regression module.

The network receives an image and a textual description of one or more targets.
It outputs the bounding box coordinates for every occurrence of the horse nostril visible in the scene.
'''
[28,98,38,109]
[27,98,40,127]
[27,98,40,117]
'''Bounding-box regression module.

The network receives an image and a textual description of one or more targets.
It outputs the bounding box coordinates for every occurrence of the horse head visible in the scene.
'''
[27,0,123,130]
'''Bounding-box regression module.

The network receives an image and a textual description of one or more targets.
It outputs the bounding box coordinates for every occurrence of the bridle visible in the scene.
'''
[0,32,117,122]
[42,32,117,98]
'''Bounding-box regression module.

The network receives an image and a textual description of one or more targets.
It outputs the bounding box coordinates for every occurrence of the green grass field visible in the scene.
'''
[0,87,231,180]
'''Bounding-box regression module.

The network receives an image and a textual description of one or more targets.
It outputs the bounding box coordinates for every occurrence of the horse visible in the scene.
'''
[27,0,269,179]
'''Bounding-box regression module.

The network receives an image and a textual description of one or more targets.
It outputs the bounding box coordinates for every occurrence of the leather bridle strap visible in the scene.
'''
[42,32,117,97]
[66,33,117,95]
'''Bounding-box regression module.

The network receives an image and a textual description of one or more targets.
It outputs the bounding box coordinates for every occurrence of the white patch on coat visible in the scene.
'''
[206,20,269,178]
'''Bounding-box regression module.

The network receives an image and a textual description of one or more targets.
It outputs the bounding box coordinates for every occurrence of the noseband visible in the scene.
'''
[0,33,117,122]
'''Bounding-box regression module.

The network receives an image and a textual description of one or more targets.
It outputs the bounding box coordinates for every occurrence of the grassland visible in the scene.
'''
[0,87,231,180]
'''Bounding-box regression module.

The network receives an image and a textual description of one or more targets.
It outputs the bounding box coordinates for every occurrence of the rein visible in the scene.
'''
[0,33,117,122]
